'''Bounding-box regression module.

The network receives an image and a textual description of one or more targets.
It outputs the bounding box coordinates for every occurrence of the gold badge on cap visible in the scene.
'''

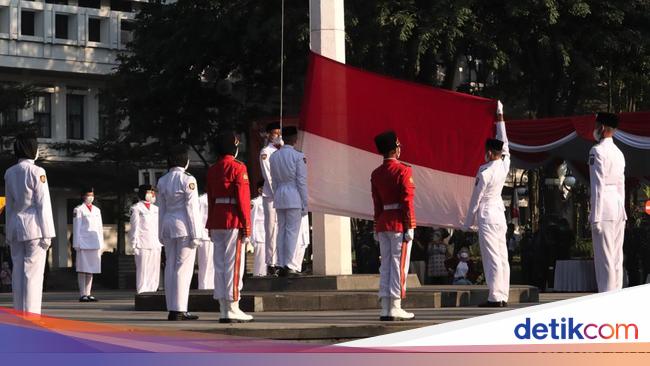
[261,154,268,160]
[189,182,196,190]
[40,175,47,183]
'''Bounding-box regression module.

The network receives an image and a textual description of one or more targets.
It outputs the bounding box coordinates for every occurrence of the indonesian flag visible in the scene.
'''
[299,52,496,228]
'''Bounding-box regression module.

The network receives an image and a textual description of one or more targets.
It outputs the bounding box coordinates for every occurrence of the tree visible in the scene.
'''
[0,84,35,158]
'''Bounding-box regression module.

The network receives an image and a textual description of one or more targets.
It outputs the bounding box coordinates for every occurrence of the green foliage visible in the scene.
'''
[570,237,594,259]
[0,84,36,158]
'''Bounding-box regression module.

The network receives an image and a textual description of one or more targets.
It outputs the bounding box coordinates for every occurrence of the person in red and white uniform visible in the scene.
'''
[129,184,162,294]
[206,130,253,323]
[73,187,104,303]
[371,131,416,321]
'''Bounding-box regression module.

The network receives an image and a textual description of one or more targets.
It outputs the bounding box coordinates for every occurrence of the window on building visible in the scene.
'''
[0,6,10,35]
[110,0,132,12]
[46,1,69,5]
[67,94,84,140]
[78,0,101,9]
[88,17,101,42]
[33,93,52,138]
[0,109,18,128]
[55,14,69,39]
[120,19,135,46]
[98,95,111,139]
[21,11,35,36]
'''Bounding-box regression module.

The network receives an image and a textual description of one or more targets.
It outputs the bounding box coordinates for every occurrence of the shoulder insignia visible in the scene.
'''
[400,162,412,168]
[409,176,414,184]
[189,182,196,190]
[303,157,307,164]
[234,159,245,165]
[261,154,268,160]
[589,154,595,166]
[243,173,249,181]
[184,171,192,176]
[40,175,46,183]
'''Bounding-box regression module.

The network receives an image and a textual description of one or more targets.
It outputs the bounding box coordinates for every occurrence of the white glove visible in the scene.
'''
[39,238,51,250]
[497,100,504,115]
[373,232,379,242]
[190,238,203,249]
[403,229,414,242]
[244,237,254,253]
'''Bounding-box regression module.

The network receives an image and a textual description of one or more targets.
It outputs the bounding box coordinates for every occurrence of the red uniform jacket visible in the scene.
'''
[371,159,416,233]
[205,155,251,236]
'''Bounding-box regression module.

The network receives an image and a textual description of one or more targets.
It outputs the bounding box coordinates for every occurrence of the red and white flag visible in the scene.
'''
[299,52,496,228]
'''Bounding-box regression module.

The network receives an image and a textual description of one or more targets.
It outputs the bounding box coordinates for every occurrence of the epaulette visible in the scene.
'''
[400,162,411,168]
[234,159,245,165]
[184,171,193,176]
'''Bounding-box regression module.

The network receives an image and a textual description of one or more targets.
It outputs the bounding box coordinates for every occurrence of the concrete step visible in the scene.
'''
[135,285,538,312]
[242,273,421,291]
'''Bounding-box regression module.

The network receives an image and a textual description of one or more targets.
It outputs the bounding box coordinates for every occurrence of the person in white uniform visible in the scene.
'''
[589,112,627,292]
[463,101,510,308]
[4,133,55,314]
[269,126,308,277]
[157,145,204,321]
[260,122,282,276]
[130,184,162,294]
[197,192,215,290]
[73,187,104,302]
[285,215,310,274]
[250,180,267,276]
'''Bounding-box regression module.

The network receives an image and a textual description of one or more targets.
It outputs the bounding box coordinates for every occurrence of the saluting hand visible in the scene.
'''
[496,100,504,122]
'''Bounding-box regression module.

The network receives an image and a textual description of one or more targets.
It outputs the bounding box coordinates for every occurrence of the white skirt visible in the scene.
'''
[76,249,102,274]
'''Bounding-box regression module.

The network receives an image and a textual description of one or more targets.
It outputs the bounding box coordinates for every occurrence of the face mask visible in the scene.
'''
[84,196,94,205]
[150,196,156,204]
[145,192,153,202]
[184,159,189,170]
[460,252,469,260]
[272,136,283,147]
[593,128,602,142]
[234,146,239,159]
[34,149,39,160]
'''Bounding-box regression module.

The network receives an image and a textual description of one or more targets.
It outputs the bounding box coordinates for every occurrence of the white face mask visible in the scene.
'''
[145,192,153,202]
[34,149,39,160]
[84,196,94,205]
[272,136,284,147]
[150,196,156,204]
[234,147,239,159]
[593,128,602,142]
[184,159,190,170]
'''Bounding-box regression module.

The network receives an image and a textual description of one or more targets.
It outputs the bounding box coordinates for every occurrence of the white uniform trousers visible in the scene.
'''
[263,197,278,267]
[478,222,510,302]
[378,232,412,299]
[276,208,302,269]
[77,273,93,297]
[211,229,245,301]
[197,239,215,290]
[135,249,161,294]
[163,237,197,312]
[592,220,625,292]
[253,241,267,276]
[286,241,308,272]
[9,240,47,314]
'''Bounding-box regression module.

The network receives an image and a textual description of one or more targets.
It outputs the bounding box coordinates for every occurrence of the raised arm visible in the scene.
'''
[495,100,510,172]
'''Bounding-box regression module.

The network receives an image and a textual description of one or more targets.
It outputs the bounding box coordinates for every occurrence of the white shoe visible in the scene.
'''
[219,301,253,323]
[389,298,414,321]
[379,297,391,320]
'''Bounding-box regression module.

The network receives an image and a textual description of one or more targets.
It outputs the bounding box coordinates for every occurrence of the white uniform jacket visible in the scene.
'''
[4,159,55,243]
[250,196,265,244]
[259,143,278,198]
[464,121,510,228]
[156,167,204,242]
[269,145,308,210]
[73,204,104,250]
[588,137,626,223]
[129,201,163,250]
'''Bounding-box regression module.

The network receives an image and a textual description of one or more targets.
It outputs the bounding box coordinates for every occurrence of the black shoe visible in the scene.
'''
[277,267,288,277]
[478,300,507,308]
[267,266,279,277]
[218,318,253,324]
[379,316,395,321]
[79,296,91,302]
[168,311,200,321]
[88,295,98,302]
[286,268,300,277]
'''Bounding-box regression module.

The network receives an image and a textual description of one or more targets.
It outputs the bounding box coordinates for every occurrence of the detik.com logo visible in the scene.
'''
[514,318,639,340]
